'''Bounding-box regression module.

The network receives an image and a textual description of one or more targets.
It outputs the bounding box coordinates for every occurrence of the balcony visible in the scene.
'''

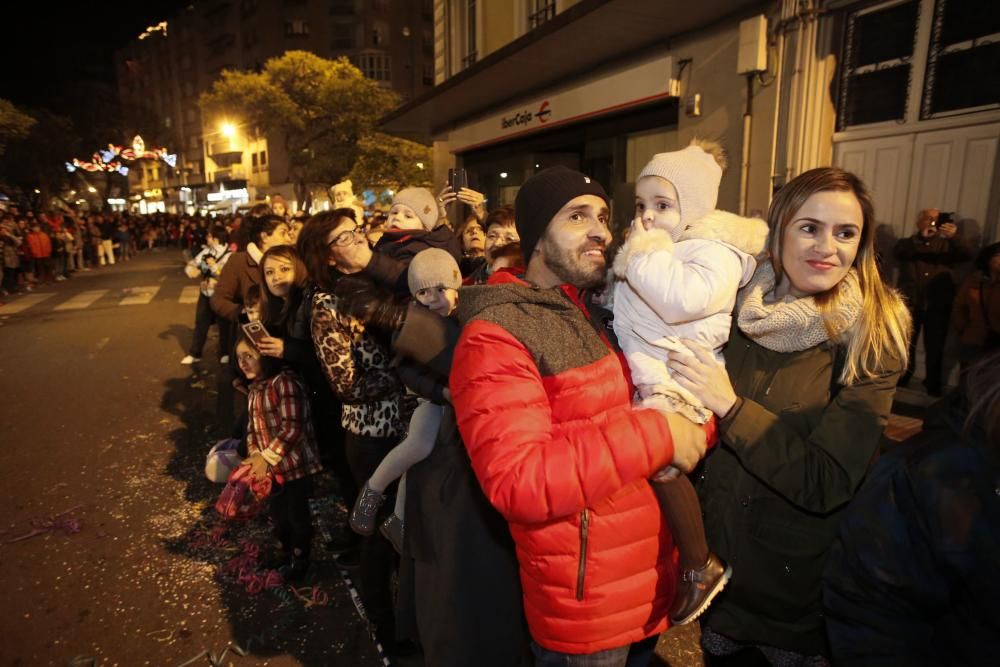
[212,165,248,182]
[207,138,245,166]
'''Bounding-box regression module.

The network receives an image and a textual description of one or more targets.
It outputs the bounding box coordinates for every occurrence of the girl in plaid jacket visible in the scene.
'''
[236,335,323,581]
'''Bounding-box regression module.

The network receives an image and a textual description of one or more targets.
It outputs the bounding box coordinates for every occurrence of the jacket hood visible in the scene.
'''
[611,210,768,286]
[456,273,582,325]
[677,210,769,257]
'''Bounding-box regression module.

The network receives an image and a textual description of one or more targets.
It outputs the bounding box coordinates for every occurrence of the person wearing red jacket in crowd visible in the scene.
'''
[450,167,713,666]
[25,222,53,284]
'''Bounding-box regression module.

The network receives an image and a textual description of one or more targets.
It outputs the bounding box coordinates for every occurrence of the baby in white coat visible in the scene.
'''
[612,140,768,625]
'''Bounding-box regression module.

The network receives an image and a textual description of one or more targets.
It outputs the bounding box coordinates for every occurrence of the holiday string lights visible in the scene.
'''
[66,135,177,176]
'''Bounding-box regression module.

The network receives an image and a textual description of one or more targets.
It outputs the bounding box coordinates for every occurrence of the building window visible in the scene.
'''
[208,33,236,55]
[529,0,556,29]
[252,153,259,167]
[422,25,434,56]
[164,116,172,129]
[922,0,1000,118]
[353,52,392,81]
[372,26,384,46]
[285,20,310,36]
[838,0,919,129]
[331,23,355,48]
[329,0,354,16]
[260,150,267,166]
[462,0,478,69]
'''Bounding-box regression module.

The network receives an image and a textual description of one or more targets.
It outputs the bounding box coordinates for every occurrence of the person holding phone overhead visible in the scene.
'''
[893,208,973,396]
[438,169,486,224]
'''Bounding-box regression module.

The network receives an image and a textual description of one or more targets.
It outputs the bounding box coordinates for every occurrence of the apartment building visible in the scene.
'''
[115,0,435,213]
[383,0,999,247]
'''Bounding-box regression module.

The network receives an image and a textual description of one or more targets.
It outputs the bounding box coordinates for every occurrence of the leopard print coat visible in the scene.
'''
[310,290,405,439]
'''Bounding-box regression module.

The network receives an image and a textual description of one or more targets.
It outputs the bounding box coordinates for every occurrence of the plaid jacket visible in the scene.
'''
[246,370,322,482]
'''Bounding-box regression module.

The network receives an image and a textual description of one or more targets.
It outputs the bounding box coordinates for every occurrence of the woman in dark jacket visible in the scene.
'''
[824,351,1000,666]
[667,168,912,664]
[256,244,351,501]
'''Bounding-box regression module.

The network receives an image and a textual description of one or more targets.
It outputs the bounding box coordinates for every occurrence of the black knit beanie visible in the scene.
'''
[514,166,609,264]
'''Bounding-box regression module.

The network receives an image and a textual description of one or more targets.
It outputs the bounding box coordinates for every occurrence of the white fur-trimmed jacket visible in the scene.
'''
[610,210,769,400]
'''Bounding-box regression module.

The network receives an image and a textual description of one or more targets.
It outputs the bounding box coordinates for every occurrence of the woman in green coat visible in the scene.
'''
[667,167,912,665]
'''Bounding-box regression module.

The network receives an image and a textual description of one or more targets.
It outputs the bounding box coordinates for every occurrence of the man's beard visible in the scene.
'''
[540,236,607,289]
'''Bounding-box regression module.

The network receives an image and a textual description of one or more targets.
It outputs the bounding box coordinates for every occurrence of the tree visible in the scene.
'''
[199,51,398,209]
[0,99,36,157]
[349,133,433,192]
[0,109,81,210]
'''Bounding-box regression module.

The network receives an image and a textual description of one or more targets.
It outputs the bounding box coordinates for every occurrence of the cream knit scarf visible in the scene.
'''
[736,262,863,352]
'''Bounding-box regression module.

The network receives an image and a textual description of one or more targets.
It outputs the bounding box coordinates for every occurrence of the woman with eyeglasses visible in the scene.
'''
[297,208,408,654]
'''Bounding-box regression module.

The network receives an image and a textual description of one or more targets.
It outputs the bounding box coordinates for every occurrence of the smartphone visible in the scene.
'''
[242,321,270,348]
[448,168,468,192]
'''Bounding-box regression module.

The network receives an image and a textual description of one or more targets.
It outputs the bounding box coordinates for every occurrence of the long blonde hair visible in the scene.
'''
[767,167,911,384]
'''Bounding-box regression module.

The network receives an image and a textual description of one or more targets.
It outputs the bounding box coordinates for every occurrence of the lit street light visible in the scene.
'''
[220,122,237,139]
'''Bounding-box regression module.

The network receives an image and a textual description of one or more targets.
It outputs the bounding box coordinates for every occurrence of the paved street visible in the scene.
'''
[0,250,921,667]
[0,251,381,667]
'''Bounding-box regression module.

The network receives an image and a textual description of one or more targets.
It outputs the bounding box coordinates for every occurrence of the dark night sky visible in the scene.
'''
[3,1,190,110]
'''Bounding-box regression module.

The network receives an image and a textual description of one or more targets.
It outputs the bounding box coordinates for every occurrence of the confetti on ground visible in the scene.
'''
[3,505,84,544]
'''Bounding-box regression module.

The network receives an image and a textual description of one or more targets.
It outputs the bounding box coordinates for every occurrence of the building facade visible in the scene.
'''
[383,0,999,247]
[115,0,435,214]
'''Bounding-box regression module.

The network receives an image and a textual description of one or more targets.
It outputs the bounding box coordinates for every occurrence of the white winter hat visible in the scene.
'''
[392,187,440,231]
[637,139,726,229]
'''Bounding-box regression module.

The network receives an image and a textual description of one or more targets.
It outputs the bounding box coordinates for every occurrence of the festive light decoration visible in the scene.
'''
[66,135,176,176]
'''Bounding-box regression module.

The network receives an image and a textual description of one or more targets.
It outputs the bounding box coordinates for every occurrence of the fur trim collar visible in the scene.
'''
[677,210,769,256]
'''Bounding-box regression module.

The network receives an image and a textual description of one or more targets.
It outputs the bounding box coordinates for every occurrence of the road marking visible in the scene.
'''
[0,293,55,315]
[179,286,201,304]
[119,285,161,306]
[54,290,109,311]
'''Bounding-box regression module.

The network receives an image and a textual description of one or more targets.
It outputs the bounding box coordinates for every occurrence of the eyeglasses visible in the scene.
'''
[486,231,518,243]
[328,227,359,248]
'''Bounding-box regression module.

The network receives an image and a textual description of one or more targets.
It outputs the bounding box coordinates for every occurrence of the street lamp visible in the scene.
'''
[220,122,237,139]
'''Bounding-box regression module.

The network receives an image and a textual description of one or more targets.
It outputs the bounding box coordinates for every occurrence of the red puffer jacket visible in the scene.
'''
[451,273,684,654]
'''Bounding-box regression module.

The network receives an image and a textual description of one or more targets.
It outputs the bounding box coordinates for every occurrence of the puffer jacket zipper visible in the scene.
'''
[576,509,590,600]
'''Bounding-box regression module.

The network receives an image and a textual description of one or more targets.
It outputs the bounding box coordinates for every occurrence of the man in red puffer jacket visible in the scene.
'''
[451,167,713,664]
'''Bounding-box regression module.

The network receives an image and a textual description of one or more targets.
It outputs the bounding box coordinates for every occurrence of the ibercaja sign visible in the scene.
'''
[500,100,552,130]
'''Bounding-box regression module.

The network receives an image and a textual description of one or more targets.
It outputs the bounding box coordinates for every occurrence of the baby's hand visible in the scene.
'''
[631,216,648,234]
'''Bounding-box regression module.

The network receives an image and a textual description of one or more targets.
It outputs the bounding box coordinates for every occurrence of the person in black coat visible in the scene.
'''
[342,286,531,666]
[823,351,1000,666]
[893,209,973,395]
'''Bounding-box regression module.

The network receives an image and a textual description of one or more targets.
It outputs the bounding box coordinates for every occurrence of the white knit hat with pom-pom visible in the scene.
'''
[637,139,727,229]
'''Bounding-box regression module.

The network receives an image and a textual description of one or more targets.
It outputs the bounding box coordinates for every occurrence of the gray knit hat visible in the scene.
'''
[392,187,440,231]
[637,139,725,230]
[514,166,608,263]
[408,248,462,296]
